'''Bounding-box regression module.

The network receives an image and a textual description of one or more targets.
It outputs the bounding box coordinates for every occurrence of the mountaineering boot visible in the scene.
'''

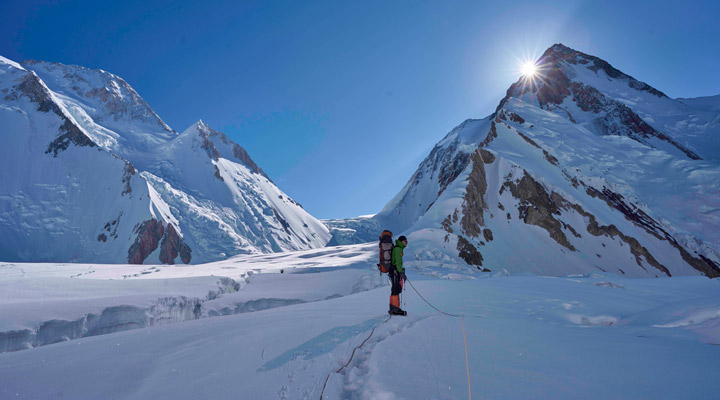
[389,305,407,316]
[389,295,406,315]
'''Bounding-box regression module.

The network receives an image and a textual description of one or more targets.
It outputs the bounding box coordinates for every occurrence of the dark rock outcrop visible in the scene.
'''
[121,161,136,195]
[491,43,699,160]
[128,220,192,265]
[569,82,700,160]
[568,203,671,276]
[441,214,454,233]
[5,72,96,156]
[482,228,494,242]
[481,121,499,147]
[585,186,719,278]
[461,149,491,237]
[478,149,495,164]
[128,220,165,264]
[159,224,192,264]
[457,236,483,266]
[231,143,269,180]
[503,171,576,251]
[213,165,224,182]
[195,122,270,180]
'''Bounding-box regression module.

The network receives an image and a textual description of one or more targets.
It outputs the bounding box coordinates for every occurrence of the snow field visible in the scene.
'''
[1,244,719,399]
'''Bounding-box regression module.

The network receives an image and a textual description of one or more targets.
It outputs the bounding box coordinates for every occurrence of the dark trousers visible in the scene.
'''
[389,269,403,296]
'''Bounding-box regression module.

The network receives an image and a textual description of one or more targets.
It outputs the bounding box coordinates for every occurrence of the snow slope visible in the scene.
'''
[0,246,718,399]
[0,56,330,264]
[366,44,720,278]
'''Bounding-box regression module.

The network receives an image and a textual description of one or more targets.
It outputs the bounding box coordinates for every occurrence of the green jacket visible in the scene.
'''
[391,239,405,273]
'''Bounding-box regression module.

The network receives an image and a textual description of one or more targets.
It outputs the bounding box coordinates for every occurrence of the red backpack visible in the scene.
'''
[377,230,394,273]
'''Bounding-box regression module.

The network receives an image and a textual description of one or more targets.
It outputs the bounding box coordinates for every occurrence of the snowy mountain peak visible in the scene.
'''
[0,55,25,71]
[493,44,701,160]
[20,59,176,154]
[1,55,331,264]
[180,119,270,179]
[352,44,720,278]
[538,43,667,98]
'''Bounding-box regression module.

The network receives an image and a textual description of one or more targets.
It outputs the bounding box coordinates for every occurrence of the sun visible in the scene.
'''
[521,61,537,78]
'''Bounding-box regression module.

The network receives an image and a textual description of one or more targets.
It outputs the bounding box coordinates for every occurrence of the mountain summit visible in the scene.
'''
[0,56,330,264]
[342,43,720,277]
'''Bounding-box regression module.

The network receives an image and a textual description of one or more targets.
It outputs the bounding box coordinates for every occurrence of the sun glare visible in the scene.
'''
[521,61,537,78]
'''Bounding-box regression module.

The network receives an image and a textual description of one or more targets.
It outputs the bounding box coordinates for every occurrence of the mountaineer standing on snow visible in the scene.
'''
[389,235,408,316]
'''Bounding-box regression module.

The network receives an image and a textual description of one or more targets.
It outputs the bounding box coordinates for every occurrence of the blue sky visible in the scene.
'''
[2,0,719,219]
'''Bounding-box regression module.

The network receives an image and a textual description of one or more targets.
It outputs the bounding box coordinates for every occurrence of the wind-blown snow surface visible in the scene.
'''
[0,56,330,265]
[1,246,719,399]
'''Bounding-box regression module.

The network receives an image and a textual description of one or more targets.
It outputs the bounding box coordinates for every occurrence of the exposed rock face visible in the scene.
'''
[585,186,719,278]
[481,120,499,147]
[127,220,165,264]
[534,44,667,100]
[231,143,268,180]
[498,171,677,276]
[213,165,224,182]
[478,149,495,164]
[5,72,96,156]
[159,223,192,264]
[569,82,700,160]
[503,171,576,251]
[45,119,96,157]
[568,203,671,276]
[461,149,491,237]
[437,148,471,197]
[457,236,483,266]
[492,44,699,160]
[121,161,135,195]
[508,112,525,124]
[200,132,222,161]
[483,228,494,242]
[23,59,174,132]
[7,72,60,113]
[128,220,193,264]
[415,139,473,199]
[586,187,667,240]
[194,121,270,180]
[441,214,454,233]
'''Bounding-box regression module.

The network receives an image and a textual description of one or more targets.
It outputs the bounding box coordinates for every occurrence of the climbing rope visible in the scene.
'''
[319,315,392,400]
[405,276,472,400]
[405,277,461,317]
[318,277,473,400]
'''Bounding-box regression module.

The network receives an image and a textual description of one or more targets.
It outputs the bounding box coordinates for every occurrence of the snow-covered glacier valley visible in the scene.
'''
[1,243,719,400]
[0,244,385,353]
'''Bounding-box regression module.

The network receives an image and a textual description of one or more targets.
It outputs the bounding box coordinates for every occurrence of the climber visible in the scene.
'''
[389,235,408,316]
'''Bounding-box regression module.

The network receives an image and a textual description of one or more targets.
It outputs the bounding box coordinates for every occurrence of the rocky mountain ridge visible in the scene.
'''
[340,44,720,278]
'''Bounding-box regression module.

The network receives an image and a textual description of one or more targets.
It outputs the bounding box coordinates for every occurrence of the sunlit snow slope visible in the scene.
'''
[0,56,330,264]
[373,44,720,278]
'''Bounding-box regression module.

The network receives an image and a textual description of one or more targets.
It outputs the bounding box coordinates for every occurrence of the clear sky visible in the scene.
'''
[2,0,719,219]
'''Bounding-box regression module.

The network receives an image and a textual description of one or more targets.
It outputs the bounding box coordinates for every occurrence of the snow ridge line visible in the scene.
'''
[319,315,392,400]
